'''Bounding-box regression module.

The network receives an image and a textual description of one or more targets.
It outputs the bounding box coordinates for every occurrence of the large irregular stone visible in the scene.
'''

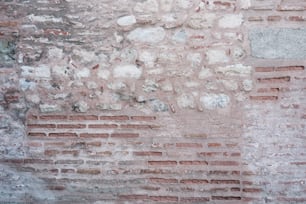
[127,27,166,44]
[177,93,195,109]
[206,49,229,64]
[39,104,62,113]
[113,65,142,78]
[216,64,252,76]
[117,15,136,27]
[200,94,230,110]
[188,13,216,29]
[134,0,159,13]
[218,14,243,28]
[249,28,306,59]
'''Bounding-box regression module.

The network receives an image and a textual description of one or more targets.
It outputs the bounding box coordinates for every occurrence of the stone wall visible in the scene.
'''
[0,0,305,203]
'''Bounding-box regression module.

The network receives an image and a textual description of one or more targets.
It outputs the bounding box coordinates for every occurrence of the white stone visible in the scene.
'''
[113,65,142,78]
[39,104,61,113]
[117,15,136,27]
[187,53,202,68]
[139,50,157,68]
[177,94,195,109]
[216,64,252,76]
[35,65,51,78]
[206,49,229,64]
[21,66,34,77]
[127,27,166,44]
[160,0,173,11]
[143,79,159,92]
[199,68,213,79]
[239,0,251,9]
[97,69,110,80]
[219,14,243,28]
[97,103,122,111]
[26,94,40,104]
[19,78,36,91]
[75,68,90,78]
[176,0,193,9]
[107,82,127,90]
[48,47,63,59]
[28,14,63,23]
[73,49,97,64]
[172,29,187,43]
[161,80,173,92]
[232,46,245,60]
[243,79,253,91]
[86,81,98,89]
[188,13,216,29]
[185,81,199,88]
[200,94,230,110]
[134,0,159,13]
[221,80,238,91]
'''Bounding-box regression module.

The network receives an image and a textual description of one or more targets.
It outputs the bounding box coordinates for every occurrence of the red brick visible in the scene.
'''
[120,124,159,129]
[28,132,46,137]
[40,115,68,120]
[250,96,278,101]
[267,16,282,21]
[255,67,274,72]
[180,179,209,184]
[179,161,208,165]
[55,160,84,165]
[257,76,290,83]
[211,180,240,184]
[210,161,239,166]
[28,124,56,129]
[212,196,241,200]
[119,195,148,200]
[288,16,306,21]
[276,66,304,71]
[133,151,162,156]
[61,169,75,173]
[24,159,53,164]
[69,115,98,120]
[80,133,108,138]
[248,16,264,21]
[88,124,118,129]
[149,196,178,202]
[176,143,203,148]
[45,150,59,156]
[57,124,86,129]
[150,178,178,183]
[0,21,18,27]
[243,188,262,193]
[49,132,78,137]
[208,143,222,147]
[180,197,210,202]
[77,168,101,175]
[111,133,139,138]
[48,186,66,191]
[130,116,156,121]
[148,161,177,166]
[100,115,129,121]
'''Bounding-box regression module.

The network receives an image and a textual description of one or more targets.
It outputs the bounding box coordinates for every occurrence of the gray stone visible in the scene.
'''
[39,104,62,113]
[200,94,230,110]
[117,15,136,27]
[249,28,306,59]
[149,99,169,112]
[97,103,122,111]
[177,94,195,109]
[127,27,166,44]
[0,40,15,67]
[72,101,89,113]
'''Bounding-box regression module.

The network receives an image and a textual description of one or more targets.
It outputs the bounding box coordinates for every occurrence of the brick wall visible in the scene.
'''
[0,0,306,203]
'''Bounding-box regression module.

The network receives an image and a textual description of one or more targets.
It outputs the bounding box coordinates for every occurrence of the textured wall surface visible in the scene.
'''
[0,0,306,203]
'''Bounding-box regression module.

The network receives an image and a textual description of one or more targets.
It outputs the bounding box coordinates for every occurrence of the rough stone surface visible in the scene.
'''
[113,65,142,78]
[200,94,230,110]
[127,27,166,44]
[249,28,306,59]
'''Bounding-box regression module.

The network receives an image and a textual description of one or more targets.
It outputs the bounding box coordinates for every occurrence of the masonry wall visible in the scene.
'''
[0,0,306,203]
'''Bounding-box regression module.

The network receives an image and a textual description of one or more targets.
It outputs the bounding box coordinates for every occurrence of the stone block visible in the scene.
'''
[249,28,306,59]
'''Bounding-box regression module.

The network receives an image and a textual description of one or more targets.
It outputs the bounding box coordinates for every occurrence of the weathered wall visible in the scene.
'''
[0,0,305,203]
